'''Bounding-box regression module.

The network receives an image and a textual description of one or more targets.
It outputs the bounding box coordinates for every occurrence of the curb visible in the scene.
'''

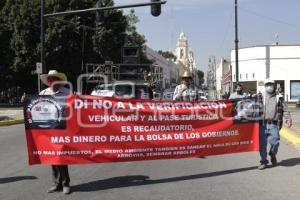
[280,127,300,149]
[0,119,24,127]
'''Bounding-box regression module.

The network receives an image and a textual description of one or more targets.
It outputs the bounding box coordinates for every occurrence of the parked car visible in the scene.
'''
[90,84,114,97]
[91,81,153,99]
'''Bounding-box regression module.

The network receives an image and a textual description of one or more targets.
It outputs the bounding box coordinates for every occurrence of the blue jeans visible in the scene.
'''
[259,123,280,164]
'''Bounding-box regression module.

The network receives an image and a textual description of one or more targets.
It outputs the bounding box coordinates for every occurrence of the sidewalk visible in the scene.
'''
[287,107,300,135]
[0,107,24,126]
[280,107,300,149]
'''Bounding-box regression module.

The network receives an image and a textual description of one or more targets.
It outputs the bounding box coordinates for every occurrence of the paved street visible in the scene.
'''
[289,107,300,136]
[2,1,300,199]
[0,124,299,200]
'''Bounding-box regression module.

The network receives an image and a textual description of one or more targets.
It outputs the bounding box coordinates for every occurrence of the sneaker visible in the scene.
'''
[47,185,62,193]
[270,155,277,166]
[63,186,71,195]
[258,164,267,170]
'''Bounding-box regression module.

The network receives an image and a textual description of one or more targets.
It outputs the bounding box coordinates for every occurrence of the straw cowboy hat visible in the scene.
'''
[41,70,67,86]
[181,71,192,78]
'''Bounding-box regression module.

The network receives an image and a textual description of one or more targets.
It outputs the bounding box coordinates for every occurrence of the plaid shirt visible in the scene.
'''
[256,93,291,129]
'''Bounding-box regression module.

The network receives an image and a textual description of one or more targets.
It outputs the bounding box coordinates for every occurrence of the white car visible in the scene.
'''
[90,81,153,99]
[198,91,207,100]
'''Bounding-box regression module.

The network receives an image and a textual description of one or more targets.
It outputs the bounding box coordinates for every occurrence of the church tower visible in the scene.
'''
[176,32,189,67]
[175,32,192,76]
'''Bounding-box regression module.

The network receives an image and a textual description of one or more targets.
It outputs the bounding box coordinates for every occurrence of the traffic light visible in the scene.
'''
[151,0,161,17]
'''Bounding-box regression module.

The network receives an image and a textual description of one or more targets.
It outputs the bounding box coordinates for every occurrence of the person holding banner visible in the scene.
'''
[39,70,72,194]
[258,79,292,170]
[173,71,197,101]
[229,83,247,99]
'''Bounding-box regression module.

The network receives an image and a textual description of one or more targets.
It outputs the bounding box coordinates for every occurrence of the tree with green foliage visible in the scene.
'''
[0,0,147,101]
[0,0,40,99]
[125,9,146,47]
[157,50,177,60]
[44,0,97,88]
[124,9,151,64]
[93,0,128,63]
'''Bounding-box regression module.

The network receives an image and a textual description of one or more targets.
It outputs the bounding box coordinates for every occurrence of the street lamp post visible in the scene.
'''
[41,0,46,74]
[81,27,86,72]
[235,0,239,83]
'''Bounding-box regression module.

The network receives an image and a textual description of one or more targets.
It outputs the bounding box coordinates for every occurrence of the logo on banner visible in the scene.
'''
[25,96,66,129]
[233,98,259,123]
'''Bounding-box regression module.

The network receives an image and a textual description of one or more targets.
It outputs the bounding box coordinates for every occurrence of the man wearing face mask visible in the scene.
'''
[258,79,292,170]
[229,83,246,99]
[173,71,197,101]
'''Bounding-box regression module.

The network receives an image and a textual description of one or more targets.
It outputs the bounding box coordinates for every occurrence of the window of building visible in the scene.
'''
[246,73,248,79]
[240,74,242,79]
[290,80,300,100]
[253,73,255,79]
[180,49,183,59]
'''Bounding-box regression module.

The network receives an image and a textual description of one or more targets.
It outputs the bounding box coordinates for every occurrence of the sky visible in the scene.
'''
[114,0,300,73]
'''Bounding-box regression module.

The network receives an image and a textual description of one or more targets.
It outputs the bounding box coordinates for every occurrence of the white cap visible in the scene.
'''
[264,79,275,85]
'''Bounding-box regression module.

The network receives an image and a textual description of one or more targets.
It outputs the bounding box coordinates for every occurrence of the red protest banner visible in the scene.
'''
[24,95,259,165]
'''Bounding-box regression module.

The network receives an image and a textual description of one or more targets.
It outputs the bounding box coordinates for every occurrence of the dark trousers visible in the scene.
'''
[51,165,70,187]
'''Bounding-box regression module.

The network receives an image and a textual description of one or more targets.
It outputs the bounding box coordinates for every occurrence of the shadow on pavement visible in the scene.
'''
[279,158,300,167]
[72,166,257,192]
[0,176,37,184]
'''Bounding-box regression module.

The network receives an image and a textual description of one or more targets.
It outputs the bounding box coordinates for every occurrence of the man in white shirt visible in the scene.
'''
[229,83,247,99]
[173,71,197,101]
[39,70,71,194]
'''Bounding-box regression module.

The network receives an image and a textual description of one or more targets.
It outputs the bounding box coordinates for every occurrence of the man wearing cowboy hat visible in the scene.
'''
[173,71,197,101]
[258,79,292,170]
[40,70,71,194]
[40,70,69,96]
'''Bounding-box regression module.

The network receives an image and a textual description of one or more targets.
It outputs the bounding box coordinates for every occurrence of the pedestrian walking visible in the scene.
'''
[258,79,292,170]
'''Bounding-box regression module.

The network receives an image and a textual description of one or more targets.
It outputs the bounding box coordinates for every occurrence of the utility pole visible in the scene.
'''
[234,0,239,83]
[81,27,86,72]
[41,0,46,73]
